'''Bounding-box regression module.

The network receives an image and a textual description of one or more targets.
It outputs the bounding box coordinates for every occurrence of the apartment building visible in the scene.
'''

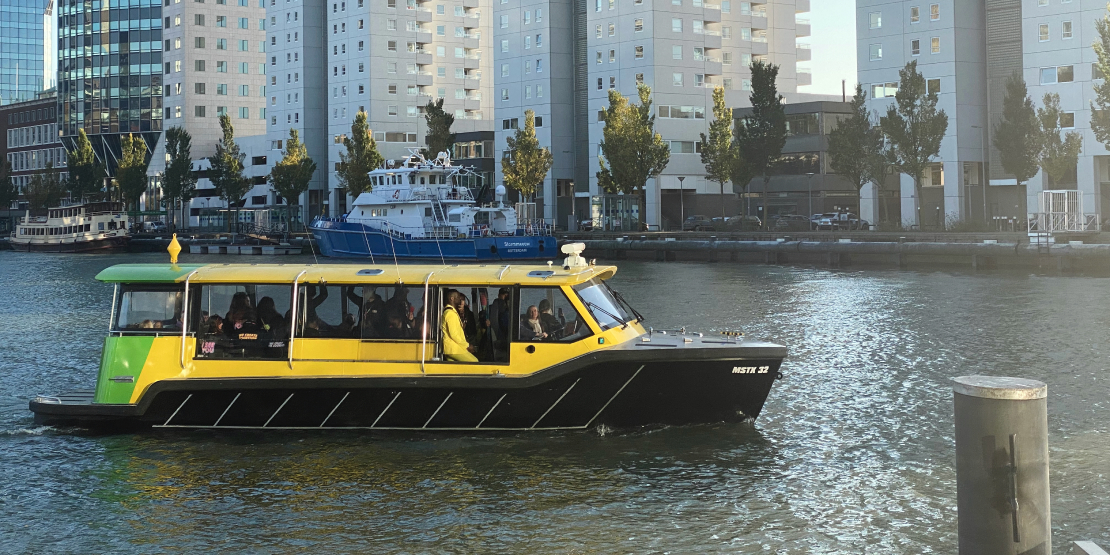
[496,0,812,228]
[266,0,495,218]
[857,0,1110,227]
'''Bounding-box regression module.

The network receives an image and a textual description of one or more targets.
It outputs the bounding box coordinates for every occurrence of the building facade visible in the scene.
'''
[857,0,1110,228]
[1,92,67,209]
[266,0,496,219]
[494,0,813,228]
[0,0,53,105]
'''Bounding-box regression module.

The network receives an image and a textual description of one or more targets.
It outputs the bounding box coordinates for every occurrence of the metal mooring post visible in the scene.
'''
[954,376,1051,555]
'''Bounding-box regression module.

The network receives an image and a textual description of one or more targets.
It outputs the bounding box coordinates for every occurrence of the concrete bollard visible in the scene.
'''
[954,376,1051,555]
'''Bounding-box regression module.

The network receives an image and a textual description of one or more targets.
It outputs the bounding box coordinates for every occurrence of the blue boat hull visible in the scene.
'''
[309,221,557,260]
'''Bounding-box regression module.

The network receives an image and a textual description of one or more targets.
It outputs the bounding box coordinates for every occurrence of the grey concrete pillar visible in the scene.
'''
[954,376,1050,555]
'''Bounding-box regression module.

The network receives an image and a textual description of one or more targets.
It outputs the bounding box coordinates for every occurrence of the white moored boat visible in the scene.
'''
[11,201,130,253]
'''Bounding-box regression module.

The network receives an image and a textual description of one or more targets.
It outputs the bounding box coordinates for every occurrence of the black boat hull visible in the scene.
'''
[31,341,785,431]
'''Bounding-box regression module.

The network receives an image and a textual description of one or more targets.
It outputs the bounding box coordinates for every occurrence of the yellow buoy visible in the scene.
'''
[167,233,182,265]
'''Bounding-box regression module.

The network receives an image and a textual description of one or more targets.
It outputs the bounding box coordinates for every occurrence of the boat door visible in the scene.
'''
[431,285,511,367]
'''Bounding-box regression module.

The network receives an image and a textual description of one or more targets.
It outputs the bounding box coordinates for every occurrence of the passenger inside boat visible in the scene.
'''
[194,285,292,359]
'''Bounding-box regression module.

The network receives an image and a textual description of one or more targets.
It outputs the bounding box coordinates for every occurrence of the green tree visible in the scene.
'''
[269,128,317,227]
[162,126,197,231]
[337,109,384,196]
[699,86,736,219]
[1091,6,1110,148]
[25,163,67,210]
[880,60,949,225]
[422,98,456,159]
[116,134,149,211]
[0,159,16,210]
[993,72,1041,191]
[828,84,887,223]
[208,113,251,232]
[501,109,554,200]
[1037,92,1083,188]
[66,129,104,201]
[597,83,670,227]
[734,60,786,226]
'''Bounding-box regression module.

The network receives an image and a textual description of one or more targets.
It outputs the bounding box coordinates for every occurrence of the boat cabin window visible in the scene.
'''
[573,279,635,331]
[193,284,292,359]
[114,286,183,332]
[436,286,509,363]
[296,283,430,341]
[516,287,592,342]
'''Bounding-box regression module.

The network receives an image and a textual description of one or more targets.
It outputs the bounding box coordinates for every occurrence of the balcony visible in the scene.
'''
[463,77,480,89]
[703,60,723,75]
[750,40,768,56]
[703,7,721,23]
[795,0,809,11]
[462,12,480,28]
[796,22,811,37]
[458,110,483,120]
[464,98,481,111]
[697,29,722,48]
[463,53,481,69]
[750,16,767,30]
[464,36,480,49]
[416,72,433,86]
[415,7,432,22]
[416,52,433,65]
[796,43,811,61]
[462,0,478,7]
[797,70,811,86]
[415,30,433,44]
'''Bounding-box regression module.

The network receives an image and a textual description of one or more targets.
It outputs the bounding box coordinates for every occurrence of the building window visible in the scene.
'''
[927,78,940,95]
[930,37,939,54]
[500,15,507,28]
[195,60,206,71]
[1060,112,1075,128]
[608,23,615,36]
[635,18,643,32]
[910,6,919,23]
[501,40,509,52]
[598,78,603,90]
[239,107,249,119]
[930,3,939,20]
[501,89,509,100]
[609,49,616,62]
[195,14,205,25]
[869,43,882,61]
[195,105,206,117]
[911,39,920,56]
[673,73,683,87]
[673,45,682,60]
[869,12,881,29]
[195,82,206,94]
[635,45,644,59]
[1039,23,1049,42]
[723,52,732,64]
[742,79,752,91]
[1040,65,1074,84]
[672,18,682,33]
[195,37,206,48]
[216,15,225,26]
[1062,21,1073,40]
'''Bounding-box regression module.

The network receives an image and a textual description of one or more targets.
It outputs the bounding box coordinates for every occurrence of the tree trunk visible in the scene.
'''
[720,181,726,219]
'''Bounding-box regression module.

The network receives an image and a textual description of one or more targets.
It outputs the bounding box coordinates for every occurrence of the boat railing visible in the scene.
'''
[516,218,554,236]
[20,216,49,224]
[406,187,475,202]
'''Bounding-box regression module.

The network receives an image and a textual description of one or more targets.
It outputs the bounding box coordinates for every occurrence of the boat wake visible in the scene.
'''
[2,425,54,436]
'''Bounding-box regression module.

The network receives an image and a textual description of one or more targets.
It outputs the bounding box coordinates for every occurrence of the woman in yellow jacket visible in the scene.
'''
[442,291,478,362]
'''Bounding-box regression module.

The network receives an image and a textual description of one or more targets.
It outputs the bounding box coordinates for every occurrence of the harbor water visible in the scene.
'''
[0,252,1107,552]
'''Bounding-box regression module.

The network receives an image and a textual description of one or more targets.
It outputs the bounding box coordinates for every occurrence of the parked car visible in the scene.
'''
[682,215,714,231]
[142,221,167,233]
[725,215,762,231]
[775,214,810,231]
[815,213,841,230]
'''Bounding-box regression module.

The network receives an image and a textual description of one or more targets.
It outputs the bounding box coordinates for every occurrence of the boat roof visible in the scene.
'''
[95,263,617,286]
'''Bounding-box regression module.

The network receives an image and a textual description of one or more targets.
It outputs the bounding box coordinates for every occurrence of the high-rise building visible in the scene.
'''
[160,0,269,160]
[57,0,165,171]
[496,0,813,228]
[857,1,1110,227]
[267,0,495,217]
[1,0,53,105]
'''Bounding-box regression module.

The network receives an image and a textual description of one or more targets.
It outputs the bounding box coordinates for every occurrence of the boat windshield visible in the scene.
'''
[573,278,636,331]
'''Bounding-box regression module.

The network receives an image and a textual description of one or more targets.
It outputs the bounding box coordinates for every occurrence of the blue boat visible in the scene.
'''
[310,151,557,261]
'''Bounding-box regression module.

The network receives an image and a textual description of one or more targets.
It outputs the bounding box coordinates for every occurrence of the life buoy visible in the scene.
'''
[480,225,491,237]
[392,190,400,199]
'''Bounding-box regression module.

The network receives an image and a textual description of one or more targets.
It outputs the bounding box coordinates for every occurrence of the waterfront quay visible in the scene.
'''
[564,230,1110,272]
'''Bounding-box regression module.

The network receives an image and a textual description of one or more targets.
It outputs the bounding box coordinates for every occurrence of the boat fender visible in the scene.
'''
[776,371,784,380]
[393,190,400,199]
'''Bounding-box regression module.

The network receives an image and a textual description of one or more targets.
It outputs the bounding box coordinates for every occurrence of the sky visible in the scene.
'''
[802,0,858,97]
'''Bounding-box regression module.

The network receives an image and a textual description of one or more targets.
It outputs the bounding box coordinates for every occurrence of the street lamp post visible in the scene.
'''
[972,124,987,224]
[677,176,685,231]
[806,172,815,224]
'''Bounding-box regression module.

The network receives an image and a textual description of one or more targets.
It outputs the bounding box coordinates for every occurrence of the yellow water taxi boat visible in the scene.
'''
[30,241,786,431]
